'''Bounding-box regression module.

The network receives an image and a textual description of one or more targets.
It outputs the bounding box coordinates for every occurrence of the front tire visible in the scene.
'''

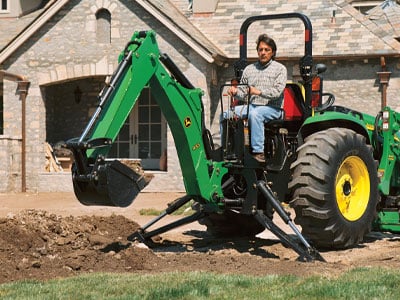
[289,128,379,249]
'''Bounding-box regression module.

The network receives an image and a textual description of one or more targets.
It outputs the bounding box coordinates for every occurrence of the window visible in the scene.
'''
[351,1,382,14]
[96,9,111,43]
[109,88,167,170]
[1,0,8,12]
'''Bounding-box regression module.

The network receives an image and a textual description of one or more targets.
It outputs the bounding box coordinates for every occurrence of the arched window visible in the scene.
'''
[96,8,111,44]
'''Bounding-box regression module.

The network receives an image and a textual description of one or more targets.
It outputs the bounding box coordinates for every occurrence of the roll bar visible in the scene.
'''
[236,12,314,117]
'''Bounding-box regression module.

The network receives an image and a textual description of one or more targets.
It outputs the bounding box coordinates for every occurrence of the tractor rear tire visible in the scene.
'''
[289,128,379,249]
[199,210,265,238]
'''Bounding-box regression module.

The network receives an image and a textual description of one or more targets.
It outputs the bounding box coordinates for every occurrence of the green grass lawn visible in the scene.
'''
[1,267,399,300]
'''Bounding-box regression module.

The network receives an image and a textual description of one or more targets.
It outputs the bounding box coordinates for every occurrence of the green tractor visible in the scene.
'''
[65,13,400,261]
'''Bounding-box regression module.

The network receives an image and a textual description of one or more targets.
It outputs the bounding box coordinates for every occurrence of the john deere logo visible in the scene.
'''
[184,117,192,128]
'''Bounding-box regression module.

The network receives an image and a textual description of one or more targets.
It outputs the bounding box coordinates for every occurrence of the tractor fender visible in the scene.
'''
[298,108,374,145]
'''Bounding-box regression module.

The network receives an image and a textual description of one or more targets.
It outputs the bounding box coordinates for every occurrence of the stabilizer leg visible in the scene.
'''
[256,181,325,262]
[128,195,205,242]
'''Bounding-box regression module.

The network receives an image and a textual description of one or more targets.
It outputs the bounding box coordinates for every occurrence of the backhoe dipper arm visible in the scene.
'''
[67,30,227,207]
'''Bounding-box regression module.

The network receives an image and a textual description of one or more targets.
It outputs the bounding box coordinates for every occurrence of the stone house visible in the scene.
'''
[0,0,399,193]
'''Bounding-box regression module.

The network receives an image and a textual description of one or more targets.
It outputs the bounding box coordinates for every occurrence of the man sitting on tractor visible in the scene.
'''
[226,34,287,162]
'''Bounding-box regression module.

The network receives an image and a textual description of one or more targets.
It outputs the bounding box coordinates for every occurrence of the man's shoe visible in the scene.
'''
[253,153,265,163]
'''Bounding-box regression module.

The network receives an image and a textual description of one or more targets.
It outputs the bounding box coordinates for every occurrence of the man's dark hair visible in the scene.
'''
[256,34,277,59]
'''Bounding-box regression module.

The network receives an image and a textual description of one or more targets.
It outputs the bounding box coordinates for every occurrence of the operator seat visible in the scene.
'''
[263,83,305,171]
[265,82,305,131]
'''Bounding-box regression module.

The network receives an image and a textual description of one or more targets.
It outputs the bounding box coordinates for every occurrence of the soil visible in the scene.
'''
[0,192,399,284]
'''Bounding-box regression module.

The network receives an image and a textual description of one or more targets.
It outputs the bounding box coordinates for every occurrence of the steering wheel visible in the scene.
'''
[314,93,335,112]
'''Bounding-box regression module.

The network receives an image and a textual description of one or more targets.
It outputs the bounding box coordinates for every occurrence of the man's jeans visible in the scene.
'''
[221,104,282,153]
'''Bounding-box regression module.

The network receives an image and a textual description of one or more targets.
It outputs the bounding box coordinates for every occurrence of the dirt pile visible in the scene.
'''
[0,210,159,283]
[1,208,400,284]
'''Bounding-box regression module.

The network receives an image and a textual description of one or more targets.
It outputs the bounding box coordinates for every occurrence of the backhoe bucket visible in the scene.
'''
[72,160,148,207]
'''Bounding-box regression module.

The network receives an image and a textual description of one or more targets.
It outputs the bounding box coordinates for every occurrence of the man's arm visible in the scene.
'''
[234,67,250,101]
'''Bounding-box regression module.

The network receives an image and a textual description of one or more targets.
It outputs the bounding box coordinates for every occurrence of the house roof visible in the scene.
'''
[1,0,400,67]
[0,0,70,65]
[366,0,400,38]
[0,8,42,49]
[175,0,400,59]
[135,0,226,63]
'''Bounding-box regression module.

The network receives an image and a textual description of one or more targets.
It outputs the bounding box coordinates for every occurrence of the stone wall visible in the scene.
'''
[0,136,21,192]
[320,57,400,114]
[1,0,212,192]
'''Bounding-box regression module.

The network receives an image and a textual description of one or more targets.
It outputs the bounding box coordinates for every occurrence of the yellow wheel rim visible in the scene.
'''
[335,156,370,221]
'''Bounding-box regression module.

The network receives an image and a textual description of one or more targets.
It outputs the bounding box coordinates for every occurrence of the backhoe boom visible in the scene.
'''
[67,30,227,208]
